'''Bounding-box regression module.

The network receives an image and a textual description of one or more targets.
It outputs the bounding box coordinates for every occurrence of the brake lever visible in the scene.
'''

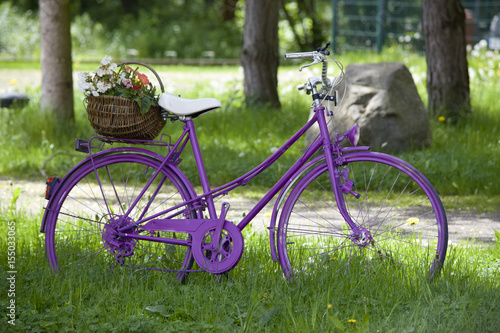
[299,59,321,71]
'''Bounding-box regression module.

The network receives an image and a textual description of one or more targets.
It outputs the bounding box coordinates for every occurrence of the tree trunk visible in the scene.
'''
[241,0,280,108]
[422,0,470,121]
[222,0,239,21]
[39,0,74,121]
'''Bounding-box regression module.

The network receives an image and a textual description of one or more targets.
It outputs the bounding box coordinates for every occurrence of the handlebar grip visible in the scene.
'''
[284,52,316,60]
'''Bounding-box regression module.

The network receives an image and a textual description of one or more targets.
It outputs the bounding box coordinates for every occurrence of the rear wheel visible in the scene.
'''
[277,152,448,281]
[44,153,199,279]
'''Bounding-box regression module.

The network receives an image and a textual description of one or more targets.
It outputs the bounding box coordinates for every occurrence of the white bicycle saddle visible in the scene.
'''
[158,92,221,117]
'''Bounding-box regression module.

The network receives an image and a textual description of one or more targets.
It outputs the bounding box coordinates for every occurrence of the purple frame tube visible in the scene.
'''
[179,105,331,231]
[114,104,342,236]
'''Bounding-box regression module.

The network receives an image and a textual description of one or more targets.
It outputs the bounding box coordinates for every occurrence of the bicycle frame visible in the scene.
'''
[107,100,367,244]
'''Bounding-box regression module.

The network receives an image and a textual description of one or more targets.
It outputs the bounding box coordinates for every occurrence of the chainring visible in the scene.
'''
[191,220,244,274]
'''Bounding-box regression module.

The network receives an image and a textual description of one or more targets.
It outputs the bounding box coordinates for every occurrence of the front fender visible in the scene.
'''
[268,146,370,262]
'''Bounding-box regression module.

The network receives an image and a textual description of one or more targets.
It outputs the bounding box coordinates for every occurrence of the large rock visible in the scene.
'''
[306,62,430,152]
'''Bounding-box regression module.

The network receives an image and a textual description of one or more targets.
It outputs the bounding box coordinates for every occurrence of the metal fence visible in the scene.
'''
[330,0,500,53]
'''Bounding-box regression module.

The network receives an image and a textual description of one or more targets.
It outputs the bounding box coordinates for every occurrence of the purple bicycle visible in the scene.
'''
[41,43,447,282]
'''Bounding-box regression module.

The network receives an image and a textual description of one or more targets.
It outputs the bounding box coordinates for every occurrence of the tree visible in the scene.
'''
[281,0,326,51]
[39,0,74,121]
[241,0,280,108]
[222,0,239,21]
[422,0,470,121]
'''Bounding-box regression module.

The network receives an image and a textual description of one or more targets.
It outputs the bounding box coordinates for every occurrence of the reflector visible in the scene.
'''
[345,123,360,146]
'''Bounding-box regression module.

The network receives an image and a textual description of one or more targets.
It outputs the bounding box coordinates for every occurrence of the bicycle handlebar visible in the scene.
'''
[284,41,331,61]
[284,42,332,94]
[283,51,318,60]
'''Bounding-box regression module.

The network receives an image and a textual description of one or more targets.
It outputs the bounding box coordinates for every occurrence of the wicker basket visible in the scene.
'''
[85,62,166,141]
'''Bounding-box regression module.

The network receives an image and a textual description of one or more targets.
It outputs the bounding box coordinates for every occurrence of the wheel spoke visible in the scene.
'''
[277,154,447,281]
[44,154,198,276]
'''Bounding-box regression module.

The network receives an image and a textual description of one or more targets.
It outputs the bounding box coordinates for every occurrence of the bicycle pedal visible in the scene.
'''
[75,139,89,153]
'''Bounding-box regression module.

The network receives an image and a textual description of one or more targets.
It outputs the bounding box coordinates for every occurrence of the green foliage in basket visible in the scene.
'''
[77,56,157,115]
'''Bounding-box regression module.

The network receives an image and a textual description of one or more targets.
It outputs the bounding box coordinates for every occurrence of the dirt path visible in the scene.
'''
[1,177,499,244]
[0,68,244,95]
[2,68,499,244]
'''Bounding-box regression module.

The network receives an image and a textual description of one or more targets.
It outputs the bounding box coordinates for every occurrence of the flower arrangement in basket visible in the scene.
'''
[78,56,166,140]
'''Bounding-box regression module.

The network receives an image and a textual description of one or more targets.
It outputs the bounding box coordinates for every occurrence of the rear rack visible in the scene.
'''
[75,134,173,154]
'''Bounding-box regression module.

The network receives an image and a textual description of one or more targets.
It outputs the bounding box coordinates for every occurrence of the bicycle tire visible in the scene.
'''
[44,153,200,279]
[277,152,448,281]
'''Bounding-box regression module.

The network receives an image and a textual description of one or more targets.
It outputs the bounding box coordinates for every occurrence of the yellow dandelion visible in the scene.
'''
[9,79,17,85]
[438,116,445,122]
[348,319,356,323]
[327,304,333,309]
[407,217,419,226]
[263,293,268,298]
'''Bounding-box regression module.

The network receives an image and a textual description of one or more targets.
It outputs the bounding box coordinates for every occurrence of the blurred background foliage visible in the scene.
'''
[1,0,499,198]
[0,0,337,61]
[1,0,243,60]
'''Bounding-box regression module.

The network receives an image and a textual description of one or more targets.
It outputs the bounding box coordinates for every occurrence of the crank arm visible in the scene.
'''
[209,202,230,251]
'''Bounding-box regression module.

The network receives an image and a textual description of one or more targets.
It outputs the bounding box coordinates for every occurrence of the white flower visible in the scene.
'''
[96,81,109,93]
[101,55,112,66]
[78,82,92,94]
[95,67,107,77]
[77,72,92,94]
[77,72,87,81]
[91,90,99,97]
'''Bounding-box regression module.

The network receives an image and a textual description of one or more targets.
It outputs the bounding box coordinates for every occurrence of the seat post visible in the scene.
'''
[184,118,218,219]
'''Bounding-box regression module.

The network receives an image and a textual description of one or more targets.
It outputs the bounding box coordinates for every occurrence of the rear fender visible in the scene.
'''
[40,148,195,233]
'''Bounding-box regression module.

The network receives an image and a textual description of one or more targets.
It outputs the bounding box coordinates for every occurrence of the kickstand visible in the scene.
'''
[215,272,232,284]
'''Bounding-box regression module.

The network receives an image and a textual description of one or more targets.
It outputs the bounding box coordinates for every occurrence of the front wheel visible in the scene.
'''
[277,152,448,281]
[44,153,200,279]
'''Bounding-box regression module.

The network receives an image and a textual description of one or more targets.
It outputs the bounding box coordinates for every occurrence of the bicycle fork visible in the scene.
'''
[317,108,374,248]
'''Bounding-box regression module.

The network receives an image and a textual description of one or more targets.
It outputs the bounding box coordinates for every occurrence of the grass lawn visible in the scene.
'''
[1,49,499,331]
[0,202,499,332]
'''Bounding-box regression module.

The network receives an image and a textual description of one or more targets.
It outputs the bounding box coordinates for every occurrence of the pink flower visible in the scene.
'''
[122,78,133,88]
[126,66,134,73]
[138,73,150,85]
